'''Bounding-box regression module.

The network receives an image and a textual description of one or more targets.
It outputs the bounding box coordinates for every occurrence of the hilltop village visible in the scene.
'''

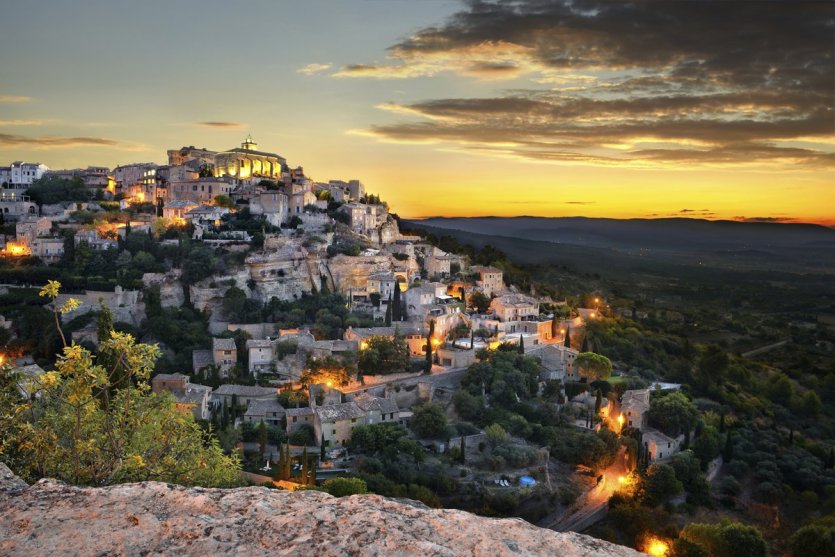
[1,138,829,556]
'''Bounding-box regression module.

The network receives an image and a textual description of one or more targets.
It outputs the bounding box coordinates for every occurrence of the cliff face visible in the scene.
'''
[0,464,644,557]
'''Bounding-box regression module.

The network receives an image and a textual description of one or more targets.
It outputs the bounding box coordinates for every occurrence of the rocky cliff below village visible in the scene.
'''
[0,464,644,557]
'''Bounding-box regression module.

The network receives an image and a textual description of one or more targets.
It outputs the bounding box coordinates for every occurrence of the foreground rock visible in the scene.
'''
[0,464,643,556]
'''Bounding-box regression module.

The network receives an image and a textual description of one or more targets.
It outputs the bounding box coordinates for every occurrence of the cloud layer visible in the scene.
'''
[195,121,245,129]
[0,133,144,151]
[341,0,834,168]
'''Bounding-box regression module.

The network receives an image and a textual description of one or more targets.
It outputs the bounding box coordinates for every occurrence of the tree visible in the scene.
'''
[722,432,734,462]
[641,463,683,506]
[410,402,447,438]
[518,335,525,354]
[357,334,410,376]
[696,345,729,389]
[384,295,392,326]
[213,195,234,209]
[258,420,268,459]
[1,282,240,487]
[787,524,835,557]
[26,175,92,205]
[693,425,720,468]
[647,391,699,437]
[574,352,613,381]
[678,521,767,557]
[470,291,491,314]
[564,326,571,348]
[425,320,435,374]
[393,281,402,321]
[319,477,368,497]
[551,317,559,339]
[96,303,114,346]
[485,423,510,448]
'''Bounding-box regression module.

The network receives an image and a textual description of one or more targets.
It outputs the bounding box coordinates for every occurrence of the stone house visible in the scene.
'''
[286,406,315,436]
[471,265,503,296]
[211,384,277,409]
[243,398,286,427]
[313,402,367,448]
[643,429,683,462]
[213,337,237,375]
[528,344,579,381]
[621,389,651,429]
[151,373,212,421]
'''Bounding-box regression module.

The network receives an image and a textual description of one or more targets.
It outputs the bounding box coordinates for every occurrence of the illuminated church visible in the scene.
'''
[214,135,287,180]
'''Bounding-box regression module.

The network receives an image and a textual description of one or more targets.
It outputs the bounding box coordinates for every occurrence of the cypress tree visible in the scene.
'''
[518,335,525,354]
[425,320,435,374]
[595,389,602,415]
[385,295,392,326]
[221,399,229,429]
[258,420,268,458]
[564,326,571,348]
[460,286,466,308]
[301,447,309,485]
[320,434,326,463]
[581,336,589,353]
[284,444,291,481]
[470,330,474,350]
[723,433,734,462]
[96,303,114,346]
[551,316,558,339]
[393,282,402,321]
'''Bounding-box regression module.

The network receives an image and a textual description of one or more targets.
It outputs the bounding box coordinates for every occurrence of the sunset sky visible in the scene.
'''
[1,0,833,224]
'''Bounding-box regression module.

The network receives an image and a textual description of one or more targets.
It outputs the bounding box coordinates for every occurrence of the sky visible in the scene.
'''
[1,0,833,224]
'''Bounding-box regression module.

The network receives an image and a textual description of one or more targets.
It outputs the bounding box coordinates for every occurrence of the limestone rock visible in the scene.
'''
[0,467,644,557]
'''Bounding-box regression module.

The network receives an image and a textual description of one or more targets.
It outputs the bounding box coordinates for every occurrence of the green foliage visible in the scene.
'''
[410,402,448,438]
[358,333,410,376]
[318,477,368,497]
[26,175,92,205]
[550,426,620,471]
[648,391,700,437]
[641,463,683,506]
[289,423,315,446]
[787,524,835,557]
[678,520,767,557]
[469,291,491,314]
[574,352,613,381]
[1,330,239,487]
[485,423,510,447]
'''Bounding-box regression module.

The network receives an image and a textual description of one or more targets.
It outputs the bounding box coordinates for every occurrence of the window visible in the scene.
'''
[292,416,297,423]
[332,429,336,435]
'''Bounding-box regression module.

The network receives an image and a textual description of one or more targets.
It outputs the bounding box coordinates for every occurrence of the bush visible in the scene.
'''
[319,477,368,497]
[289,424,315,446]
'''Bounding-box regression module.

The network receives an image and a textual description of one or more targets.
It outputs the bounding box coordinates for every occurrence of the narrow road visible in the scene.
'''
[547,448,628,533]
[741,339,788,358]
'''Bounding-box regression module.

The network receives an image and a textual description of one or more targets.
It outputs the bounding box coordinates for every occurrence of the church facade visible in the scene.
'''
[214,136,286,180]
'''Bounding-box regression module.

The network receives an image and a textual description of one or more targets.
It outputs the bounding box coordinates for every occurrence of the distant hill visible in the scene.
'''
[402,217,835,275]
[410,217,834,251]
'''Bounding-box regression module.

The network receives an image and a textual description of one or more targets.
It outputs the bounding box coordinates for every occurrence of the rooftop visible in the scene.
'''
[314,402,366,423]
[213,384,277,398]
[213,338,237,351]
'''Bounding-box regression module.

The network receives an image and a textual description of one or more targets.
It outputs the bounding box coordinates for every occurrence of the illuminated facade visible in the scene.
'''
[214,136,286,181]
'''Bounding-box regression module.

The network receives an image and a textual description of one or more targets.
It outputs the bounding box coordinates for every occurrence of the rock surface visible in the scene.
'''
[0,463,644,556]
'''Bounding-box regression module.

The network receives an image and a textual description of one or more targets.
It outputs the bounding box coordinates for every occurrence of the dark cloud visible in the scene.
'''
[0,133,140,150]
[196,122,245,128]
[345,0,834,168]
[733,216,796,223]
[565,201,595,205]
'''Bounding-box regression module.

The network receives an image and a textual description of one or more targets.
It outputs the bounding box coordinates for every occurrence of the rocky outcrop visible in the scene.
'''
[0,463,644,557]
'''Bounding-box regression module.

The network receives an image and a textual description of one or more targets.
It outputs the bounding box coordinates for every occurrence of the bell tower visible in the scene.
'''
[241,134,258,151]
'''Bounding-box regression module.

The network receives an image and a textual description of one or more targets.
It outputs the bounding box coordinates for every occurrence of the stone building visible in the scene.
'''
[214,136,286,181]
